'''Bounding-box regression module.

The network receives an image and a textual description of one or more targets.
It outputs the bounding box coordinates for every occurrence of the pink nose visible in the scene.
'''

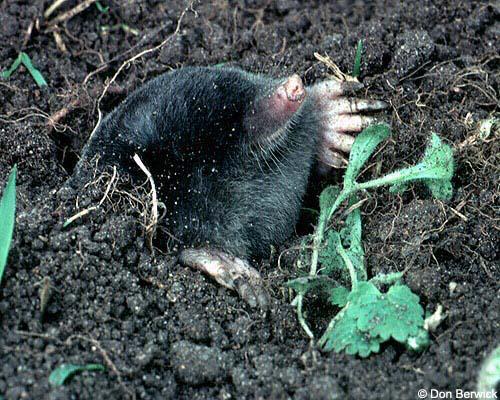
[284,74,305,102]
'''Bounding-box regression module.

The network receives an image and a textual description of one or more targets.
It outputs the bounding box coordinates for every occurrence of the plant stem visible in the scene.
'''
[354,164,426,191]
[336,242,358,290]
[308,190,349,279]
[292,191,349,340]
[291,294,314,339]
[296,165,425,340]
[317,302,349,348]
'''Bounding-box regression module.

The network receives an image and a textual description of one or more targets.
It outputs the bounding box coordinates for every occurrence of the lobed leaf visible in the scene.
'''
[390,133,454,200]
[0,166,17,285]
[356,284,425,342]
[319,282,383,356]
[344,124,391,188]
[49,363,105,386]
[320,282,426,356]
[328,286,350,307]
[369,272,403,287]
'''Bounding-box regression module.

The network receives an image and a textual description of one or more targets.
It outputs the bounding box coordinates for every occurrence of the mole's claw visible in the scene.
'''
[235,277,270,310]
[312,80,364,98]
[331,115,377,133]
[319,147,347,169]
[236,279,257,308]
[342,80,365,94]
[323,131,355,152]
[326,98,389,114]
[180,248,269,309]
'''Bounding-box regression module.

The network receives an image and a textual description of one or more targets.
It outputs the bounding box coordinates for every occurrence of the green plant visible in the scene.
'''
[95,1,109,13]
[1,52,47,87]
[477,346,500,394]
[0,165,17,285]
[352,40,363,77]
[288,125,454,356]
[49,363,105,386]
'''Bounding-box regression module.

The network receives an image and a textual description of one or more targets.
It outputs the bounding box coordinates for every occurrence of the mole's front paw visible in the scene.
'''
[180,248,270,310]
[312,80,389,170]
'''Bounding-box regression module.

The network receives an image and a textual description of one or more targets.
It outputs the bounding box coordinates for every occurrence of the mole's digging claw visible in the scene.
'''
[235,277,270,310]
[311,78,388,169]
[342,80,365,94]
[327,98,389,114]
[180,248,269,310]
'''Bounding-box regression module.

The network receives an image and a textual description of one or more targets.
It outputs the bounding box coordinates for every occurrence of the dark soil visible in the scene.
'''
[0,1,498,399]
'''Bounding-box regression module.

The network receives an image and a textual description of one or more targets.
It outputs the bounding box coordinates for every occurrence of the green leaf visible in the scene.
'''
[388,182,409,194]
[418,133,454,199]
[389,133,454,200]
[49,363,105,386]
[319,196,366,281]
[20,53,47,87]
[319,185,341,216]
[356,284,425,342]
[328,286,350,307]
[425,178,453,200]
[1,53,47,87]
[339,196,366,280]
[352,39,363,77]
[344,124,391,188]
[477,346,500,393]
[95,1,109,13]
[0,166,17,285]
[320,282,427,356]
[319,282,383,356]
[0,53,22,79]
[319,230,344,275]
[369,272,403,287]
[321,306,383,357]
[287,275,341,297]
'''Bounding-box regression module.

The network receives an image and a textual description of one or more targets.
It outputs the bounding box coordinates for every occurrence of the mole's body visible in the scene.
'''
[75,66,387,308]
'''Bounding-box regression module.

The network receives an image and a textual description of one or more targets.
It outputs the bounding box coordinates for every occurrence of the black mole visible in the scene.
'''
[73,66,387,308]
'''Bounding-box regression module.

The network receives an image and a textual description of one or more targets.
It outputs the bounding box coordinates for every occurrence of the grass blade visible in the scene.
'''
[95,1,109,13]
[1,53,47,87]
[20,53,48,87]
[352,39,363,77]
[0,165,17,284]
[0,54,23,79]
[49,363,105,386]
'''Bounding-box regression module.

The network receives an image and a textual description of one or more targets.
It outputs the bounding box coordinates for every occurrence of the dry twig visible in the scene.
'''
[133,154,158,252]
[63,166,117,227]
[46,0,97,28]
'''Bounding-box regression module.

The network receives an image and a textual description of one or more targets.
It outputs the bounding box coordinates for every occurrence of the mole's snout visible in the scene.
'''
[283,74,305,102]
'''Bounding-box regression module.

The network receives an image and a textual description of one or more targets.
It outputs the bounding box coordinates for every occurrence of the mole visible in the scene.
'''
[73,66,388,309]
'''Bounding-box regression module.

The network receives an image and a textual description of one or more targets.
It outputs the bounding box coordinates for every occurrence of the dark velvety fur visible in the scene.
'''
[73,66,320,260]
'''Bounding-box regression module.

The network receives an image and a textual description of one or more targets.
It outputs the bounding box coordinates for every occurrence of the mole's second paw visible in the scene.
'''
[180,248,270,310]
[311,80,389,170]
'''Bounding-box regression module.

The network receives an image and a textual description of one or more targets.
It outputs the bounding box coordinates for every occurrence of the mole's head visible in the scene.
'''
[243,73,307,152]
[175,67,310,166]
